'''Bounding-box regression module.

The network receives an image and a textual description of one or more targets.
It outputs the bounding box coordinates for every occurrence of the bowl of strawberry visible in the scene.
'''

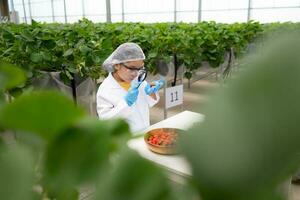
[144,128,181,155]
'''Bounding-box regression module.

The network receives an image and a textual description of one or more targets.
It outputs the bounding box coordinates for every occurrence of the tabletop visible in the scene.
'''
[127,110,204,176]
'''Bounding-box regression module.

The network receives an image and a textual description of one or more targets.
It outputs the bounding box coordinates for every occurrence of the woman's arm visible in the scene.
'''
[97,95,132,119]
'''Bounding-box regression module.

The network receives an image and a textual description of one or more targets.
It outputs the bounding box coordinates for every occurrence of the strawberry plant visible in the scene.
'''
[2,20,299,90]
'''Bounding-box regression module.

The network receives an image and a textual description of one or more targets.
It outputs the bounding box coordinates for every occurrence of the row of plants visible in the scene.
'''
[262,22,300,38]
[1,20,300,92]
[0,19,263,89]
[1,32,300,199]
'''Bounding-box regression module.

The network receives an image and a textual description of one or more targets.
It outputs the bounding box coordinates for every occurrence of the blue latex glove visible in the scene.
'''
[144,79,164,95]
[124,81,142,106]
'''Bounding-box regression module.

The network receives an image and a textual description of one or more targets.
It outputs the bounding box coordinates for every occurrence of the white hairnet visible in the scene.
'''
[102,42,146,72]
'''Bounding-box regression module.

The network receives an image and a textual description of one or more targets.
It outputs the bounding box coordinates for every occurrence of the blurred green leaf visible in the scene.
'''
[0,136,3,147]
[181,34,300,200]
[45,117,111,186]
[45,186,79,200]
[63,49,74,57]
[30,53,43,63]
[184,71,192,79]
[0,91,85,141]
[102,119,131,152]
[79,45,91,55]
[20,30,34,42]
[0,91,5,108]
[0,146,35,200]
[0,61,27,91]
[104,118,131,137]
[95,149,172,200]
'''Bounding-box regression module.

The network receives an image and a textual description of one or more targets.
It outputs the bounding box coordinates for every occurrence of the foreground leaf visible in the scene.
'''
[95,149,172,200]
[0,91,85,141]
[0,146,35,200]
[0,61,27,91]
[44,117,111,194]
[181,34,300,200]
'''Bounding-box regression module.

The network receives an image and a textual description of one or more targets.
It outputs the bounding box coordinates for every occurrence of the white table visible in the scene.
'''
[128,110,204,177]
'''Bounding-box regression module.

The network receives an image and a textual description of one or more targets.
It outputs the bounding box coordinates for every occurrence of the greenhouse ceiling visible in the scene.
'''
[2,0,300,24]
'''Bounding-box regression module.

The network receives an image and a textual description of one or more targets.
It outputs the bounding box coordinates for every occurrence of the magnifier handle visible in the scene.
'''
[132,80,143,89]
[136,81,144,88]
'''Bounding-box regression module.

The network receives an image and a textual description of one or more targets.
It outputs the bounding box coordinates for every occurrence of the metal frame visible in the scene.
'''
[7,1,300,24]
[106,0,111,23]
[63,0,67,23]
[247,0,252,22]
[10,0,15,11]
[198,0,202,22]
[122,0,125,22]
[28,0,32,22]
[174,0,177,22]
[21,0,27,23]
[50,0,54,22]
[81,0,85,17]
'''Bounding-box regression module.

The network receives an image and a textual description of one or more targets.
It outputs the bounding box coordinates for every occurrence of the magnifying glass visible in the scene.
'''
[137,68,147,88]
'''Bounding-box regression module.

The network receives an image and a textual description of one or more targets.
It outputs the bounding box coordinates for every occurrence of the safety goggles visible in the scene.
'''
[120,63,145,72]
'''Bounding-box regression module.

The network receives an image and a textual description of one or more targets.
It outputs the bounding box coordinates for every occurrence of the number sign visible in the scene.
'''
[165,84,183,109]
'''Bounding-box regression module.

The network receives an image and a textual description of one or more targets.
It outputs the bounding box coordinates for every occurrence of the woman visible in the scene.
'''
[96,42,164,134]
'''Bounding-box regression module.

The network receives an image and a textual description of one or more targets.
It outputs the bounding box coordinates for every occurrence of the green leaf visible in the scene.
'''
[184,71,192,79]
[44,117,111,192]
[148,52,157,59]
[103,118,131,152]
[46,187,79,200]
[20,31,34,42]
[0,61,27,91]
[42,52,51,61]
[0,135,4,148]
[31,19,39,27]
[101,39,113,51]
[63,49,74,57]
[67,67,77,74]
[92,54,101,64]
[0,146,35,200]
[30,53,43,63]
[96,149,172,200]
[0,91,85,141]
[65,70,73,80]
[79,45,91,55]
[181,34,300,200]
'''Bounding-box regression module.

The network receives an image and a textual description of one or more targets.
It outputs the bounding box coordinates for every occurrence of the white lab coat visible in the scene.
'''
[96,73,159,134]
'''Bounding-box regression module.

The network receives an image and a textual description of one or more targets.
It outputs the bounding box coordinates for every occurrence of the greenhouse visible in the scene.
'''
[0,0,300,200]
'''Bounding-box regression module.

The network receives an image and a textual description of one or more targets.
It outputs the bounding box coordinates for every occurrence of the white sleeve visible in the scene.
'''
[97,93,132,119]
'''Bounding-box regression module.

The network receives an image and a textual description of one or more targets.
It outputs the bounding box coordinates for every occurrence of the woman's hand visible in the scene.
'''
[144,79,164,95]
[124,80,142,106]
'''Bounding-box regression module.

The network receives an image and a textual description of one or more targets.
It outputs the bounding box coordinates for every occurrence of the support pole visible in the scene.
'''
[10,0,14,11]
[247,0,252,22]
[21,0,27,23]
[121,0,124,22]
[28,0,32,22]
[174,0,177,22]
[198,0,202,22]
[106,0,111,23]
[51,0,55,22]
[81,0,85,17]
[63,0,67,23]
[0,0,10,19]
